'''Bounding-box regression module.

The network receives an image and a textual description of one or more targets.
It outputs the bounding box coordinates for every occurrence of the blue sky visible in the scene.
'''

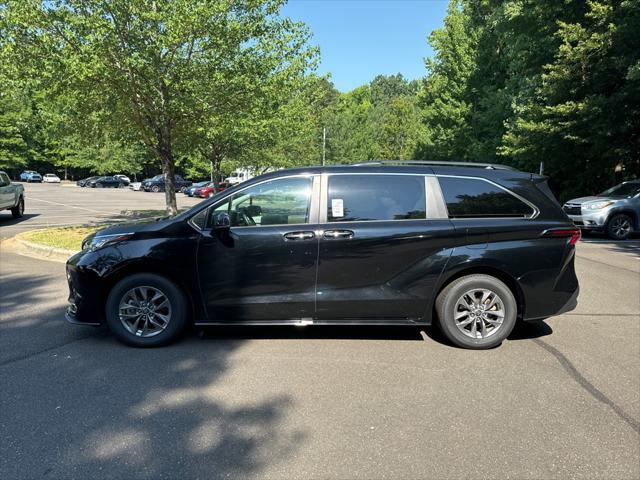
[281,0,449,92]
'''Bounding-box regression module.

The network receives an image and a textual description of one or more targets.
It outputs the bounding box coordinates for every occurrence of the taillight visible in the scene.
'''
[541,227,581,246]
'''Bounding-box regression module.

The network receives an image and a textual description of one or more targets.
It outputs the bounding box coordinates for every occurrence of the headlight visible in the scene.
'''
[82,233,133,251]
[586,201,614,210]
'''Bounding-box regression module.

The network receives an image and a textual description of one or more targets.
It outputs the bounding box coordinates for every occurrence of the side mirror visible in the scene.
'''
[212,212,231,231]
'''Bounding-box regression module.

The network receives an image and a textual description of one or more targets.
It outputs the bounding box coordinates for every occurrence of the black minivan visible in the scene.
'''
[66,162,580,349]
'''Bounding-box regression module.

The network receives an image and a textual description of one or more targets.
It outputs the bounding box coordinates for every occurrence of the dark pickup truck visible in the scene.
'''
[142,175,192,193]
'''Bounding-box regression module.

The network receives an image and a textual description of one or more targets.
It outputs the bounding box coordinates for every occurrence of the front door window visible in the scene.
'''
[211,176,313,227]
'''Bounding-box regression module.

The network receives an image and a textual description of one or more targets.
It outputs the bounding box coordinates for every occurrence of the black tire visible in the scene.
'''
[606,213,633,240]
[105,273,187,347]
[11,196,24,219]
[435,274,517,349]
[151,185,161,193]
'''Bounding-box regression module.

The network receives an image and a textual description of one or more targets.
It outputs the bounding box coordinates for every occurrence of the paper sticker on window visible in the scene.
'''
[331,198,344,217]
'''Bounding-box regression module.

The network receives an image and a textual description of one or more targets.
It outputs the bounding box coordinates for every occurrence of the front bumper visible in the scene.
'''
[65,255,106,326]
[567,210,609,230]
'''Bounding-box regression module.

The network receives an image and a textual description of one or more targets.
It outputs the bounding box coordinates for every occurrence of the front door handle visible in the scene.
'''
[323,229,354,239]
[283,231,315,241]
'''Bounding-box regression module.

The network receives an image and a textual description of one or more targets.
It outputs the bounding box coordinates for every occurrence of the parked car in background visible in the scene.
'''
[86,176,123,188]
[0,171,25,218]
[142,174,192,193]
[563,179,640,240]
[184,181,210,197]
[19,170,42,183]
[66,161,580,349]
[129,181,142,191]
[114,174,131,186]
[77,176,99,187]
[43,174,61,183]
[193,182,231,198]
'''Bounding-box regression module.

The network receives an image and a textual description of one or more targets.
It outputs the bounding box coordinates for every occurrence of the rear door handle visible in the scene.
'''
[283,231,315,241]
[323,229,354,239]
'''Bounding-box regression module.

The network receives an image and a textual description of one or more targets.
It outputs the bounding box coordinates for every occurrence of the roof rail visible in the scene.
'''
[351,160,516,171]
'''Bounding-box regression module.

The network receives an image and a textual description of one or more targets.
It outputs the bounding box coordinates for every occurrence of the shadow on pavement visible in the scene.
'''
[580,235,640,258]
[199,324,426,342]
[422,319,553,348]
[0,260,303,479]
[0,212,40,226]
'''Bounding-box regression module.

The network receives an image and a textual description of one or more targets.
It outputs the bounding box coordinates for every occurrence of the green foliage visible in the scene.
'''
[419,0,639,199]
[4,0,318,212]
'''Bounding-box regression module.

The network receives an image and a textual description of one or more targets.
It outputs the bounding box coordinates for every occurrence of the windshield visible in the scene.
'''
[151,175,164,181]
[598,182,640,198]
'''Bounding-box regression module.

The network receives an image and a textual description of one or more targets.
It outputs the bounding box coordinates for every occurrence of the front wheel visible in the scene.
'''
[105,273,187,347]
[151,185,161,193]
[606,214,633,240]
[435,274,517,349]
[11,196,24,218]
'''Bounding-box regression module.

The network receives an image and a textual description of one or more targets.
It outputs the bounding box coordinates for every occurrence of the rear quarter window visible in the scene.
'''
[438,176,534,218]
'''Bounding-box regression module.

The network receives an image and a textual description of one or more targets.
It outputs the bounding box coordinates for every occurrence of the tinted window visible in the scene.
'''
[328,175,426,222]
[438,177,533,218]
[210,176,312,227]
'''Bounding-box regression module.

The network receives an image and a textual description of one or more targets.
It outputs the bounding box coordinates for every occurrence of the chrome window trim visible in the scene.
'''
[188,174,318,232]
[435,174,540,220]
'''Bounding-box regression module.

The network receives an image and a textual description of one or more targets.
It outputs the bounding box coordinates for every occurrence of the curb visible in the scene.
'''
[13,235,77,263]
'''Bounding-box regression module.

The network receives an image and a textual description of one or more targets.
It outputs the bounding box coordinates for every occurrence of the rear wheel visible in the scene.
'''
[11,196,24,218]
[435,274,517,349]
[106,273,187,347]
[606,213,633,240]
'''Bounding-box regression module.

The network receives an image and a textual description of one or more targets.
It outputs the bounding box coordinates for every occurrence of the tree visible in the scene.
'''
[416,0,478,161]
[4,0,317,213]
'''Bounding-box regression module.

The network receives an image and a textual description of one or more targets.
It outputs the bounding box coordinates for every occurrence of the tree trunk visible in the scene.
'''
[158,136,178,215]
[211,155,223,184]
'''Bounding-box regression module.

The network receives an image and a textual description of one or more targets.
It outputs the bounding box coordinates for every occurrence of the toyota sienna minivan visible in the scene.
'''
[66,161,580,349]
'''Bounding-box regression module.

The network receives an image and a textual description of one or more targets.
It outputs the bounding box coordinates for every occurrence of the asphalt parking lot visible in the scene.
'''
[1,183,639,479]
[0,182,202,240]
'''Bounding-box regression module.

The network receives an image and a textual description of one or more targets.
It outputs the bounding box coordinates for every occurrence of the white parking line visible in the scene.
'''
[27,197,113,214]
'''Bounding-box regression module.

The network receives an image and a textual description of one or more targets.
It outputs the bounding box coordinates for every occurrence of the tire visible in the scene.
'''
[208,192,214,198]
[11,196,24,219]
[151,185,161,193]
[606,213,633,240]
[106,273,187,347]
[435,274,517,349]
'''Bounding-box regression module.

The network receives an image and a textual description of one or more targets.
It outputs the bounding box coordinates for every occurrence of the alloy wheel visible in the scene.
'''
[118,286,172,337]
[611,216,631,239]
[454,288,505,339]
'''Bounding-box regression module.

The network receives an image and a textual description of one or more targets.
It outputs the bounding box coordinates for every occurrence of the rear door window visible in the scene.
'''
[327,175,426,222]
[438,176,534,218]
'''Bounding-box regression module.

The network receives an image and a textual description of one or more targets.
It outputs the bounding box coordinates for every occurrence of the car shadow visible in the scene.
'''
[580,235,640,258]
[421,319,553,349]
[198,324,426,342]
[0,212,39,225]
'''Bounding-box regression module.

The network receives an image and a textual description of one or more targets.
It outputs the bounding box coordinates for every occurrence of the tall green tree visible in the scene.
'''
[4,0,317,213]
[416,0,477,161]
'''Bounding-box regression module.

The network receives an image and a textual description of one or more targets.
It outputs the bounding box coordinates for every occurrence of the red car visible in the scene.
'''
[193,182,232,198]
